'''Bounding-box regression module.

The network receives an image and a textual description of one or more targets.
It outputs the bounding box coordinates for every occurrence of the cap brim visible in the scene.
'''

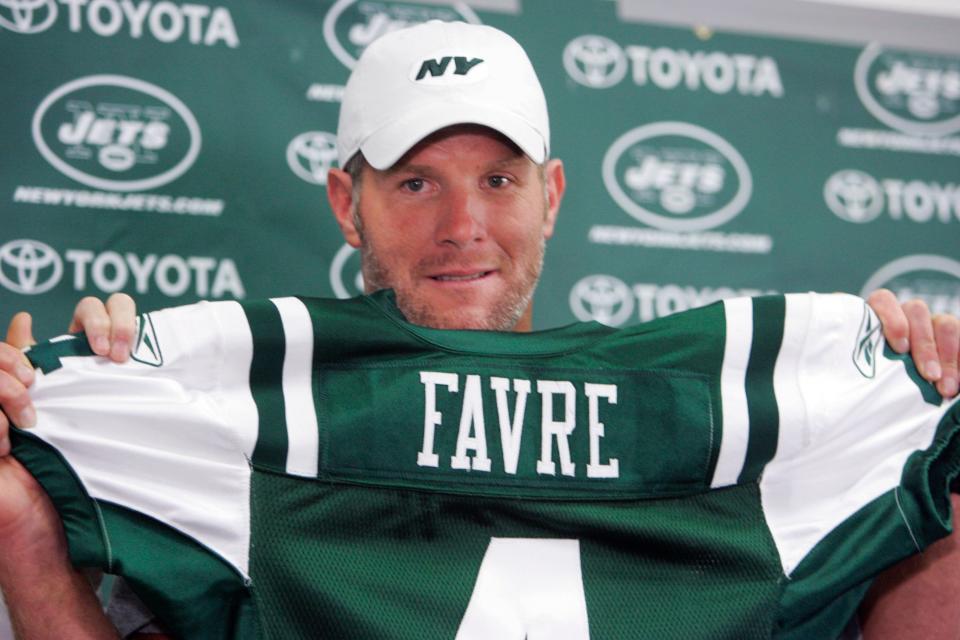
[359,103,547,170]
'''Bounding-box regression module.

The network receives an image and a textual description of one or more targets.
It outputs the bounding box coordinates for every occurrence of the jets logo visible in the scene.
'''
[852,303,882,378]
[32,75,201,192]
[602,121,752,232]
[854,43,960,137]
[322,0,480,70]
[131,313,163,367]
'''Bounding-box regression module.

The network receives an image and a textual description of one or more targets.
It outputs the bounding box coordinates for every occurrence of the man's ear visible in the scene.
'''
[542,159,565,239]
[327,168,361,248]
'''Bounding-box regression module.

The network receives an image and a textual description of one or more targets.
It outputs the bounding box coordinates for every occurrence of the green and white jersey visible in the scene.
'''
[12,291,959,640]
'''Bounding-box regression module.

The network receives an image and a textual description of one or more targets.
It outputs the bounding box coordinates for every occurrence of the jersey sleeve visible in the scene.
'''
[12,300,259,581]
[760,293,960,637]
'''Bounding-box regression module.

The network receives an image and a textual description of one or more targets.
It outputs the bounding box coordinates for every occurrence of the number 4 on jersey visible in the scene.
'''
[457,538,590,639]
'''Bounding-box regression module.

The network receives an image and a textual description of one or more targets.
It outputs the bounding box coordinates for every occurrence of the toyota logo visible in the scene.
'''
[0,0,57,34]
[569,275,634,327]
[563,35,627,89]
[0,239,63,294]
[287,131,339,186]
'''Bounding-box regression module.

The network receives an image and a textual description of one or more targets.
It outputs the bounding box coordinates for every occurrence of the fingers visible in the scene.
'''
[68,297,110,355]
[0,375,35,452]
[0,413,7,456]
[5,312,36,350]
[868,291,959,399]
[932,314,959,398]
[0,343,34,390]
[0,317,37,454]
[68,294,137,363]
[902,299,941,383]
[868,289,910,353]
[0,343,37,455]
[105,294,137,363]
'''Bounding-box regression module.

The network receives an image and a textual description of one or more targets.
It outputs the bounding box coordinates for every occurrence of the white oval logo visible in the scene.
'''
[287,131,339,186]
[569,275,634,327]
[0,239,63,295]
[322,0,480,70]
[329,242,364,299]
[823,169,884,223]
[32,75,202,192]
[602,121,753,232]
[861,254,960,317]
[0,0,57,34]
[563,34,627,89]
[854,43,960,137]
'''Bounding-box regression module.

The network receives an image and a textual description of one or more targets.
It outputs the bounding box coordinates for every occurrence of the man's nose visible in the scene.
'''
[435,187,486,248]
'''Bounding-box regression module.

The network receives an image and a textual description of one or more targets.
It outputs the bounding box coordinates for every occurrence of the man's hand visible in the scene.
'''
[868,289,959,398]
[0,294,137,455]
[862,291,959,639]
[67,294,139,363]
[0,314,37,455]
[0,294,134,640]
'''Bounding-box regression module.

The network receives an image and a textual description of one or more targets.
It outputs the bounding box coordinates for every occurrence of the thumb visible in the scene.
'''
[6,312,37,350]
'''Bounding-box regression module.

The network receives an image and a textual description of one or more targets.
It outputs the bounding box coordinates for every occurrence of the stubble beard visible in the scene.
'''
[358,227,545,332]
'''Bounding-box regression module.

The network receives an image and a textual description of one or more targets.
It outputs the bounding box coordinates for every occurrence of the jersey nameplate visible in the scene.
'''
[316,365,715,499]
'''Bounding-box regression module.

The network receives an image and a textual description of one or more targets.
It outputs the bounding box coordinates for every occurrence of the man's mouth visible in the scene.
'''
[429,270,495,282]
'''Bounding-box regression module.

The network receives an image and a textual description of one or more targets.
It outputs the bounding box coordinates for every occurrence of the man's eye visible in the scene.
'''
[403,178,425,192]
[487,175,510,188]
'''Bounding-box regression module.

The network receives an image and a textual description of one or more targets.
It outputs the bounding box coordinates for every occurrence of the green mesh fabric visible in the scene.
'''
[248,469,782,639]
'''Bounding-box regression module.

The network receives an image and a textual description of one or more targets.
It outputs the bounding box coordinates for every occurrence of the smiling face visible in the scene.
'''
[327,126,565,331]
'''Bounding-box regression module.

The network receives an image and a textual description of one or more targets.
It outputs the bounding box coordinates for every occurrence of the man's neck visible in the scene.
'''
[513,304,533,333]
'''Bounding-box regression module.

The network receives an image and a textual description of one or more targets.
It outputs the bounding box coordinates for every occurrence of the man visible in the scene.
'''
[0,20,957,639]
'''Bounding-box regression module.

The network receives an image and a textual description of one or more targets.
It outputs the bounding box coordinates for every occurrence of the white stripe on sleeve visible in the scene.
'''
[712,297,753,488]
[271,297,320,478]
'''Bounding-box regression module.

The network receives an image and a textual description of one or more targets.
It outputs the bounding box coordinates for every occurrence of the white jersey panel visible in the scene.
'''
[28,301,255,578]
[270,297,320,478]
[761,293,952,576]
[770,294,813,464]
[209,301,260,461]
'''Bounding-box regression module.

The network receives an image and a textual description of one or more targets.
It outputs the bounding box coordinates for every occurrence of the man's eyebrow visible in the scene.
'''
[384,154,528,176]
[381,163,437,179]
[382,163,439,177]
[489,154,528,170]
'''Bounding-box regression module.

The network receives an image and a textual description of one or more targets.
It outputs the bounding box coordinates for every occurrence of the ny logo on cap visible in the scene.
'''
[415,56,485,81]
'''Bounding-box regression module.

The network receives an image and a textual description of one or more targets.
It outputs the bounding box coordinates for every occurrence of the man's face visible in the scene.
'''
[329,126,564,331]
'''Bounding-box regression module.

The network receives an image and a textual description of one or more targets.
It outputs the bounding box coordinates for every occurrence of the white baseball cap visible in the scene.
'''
[337,20,549,170]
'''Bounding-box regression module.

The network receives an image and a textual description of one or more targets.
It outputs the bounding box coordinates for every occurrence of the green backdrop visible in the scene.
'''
[2,0,958,338]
